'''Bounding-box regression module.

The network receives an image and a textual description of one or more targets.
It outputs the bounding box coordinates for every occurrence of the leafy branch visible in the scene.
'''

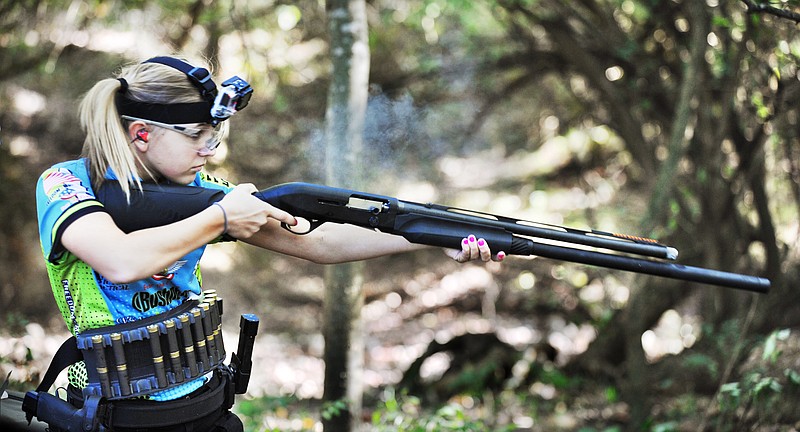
[741,0,800,23]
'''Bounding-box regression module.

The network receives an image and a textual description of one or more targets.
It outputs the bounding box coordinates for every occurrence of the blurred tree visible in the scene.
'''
[322,0,370,431]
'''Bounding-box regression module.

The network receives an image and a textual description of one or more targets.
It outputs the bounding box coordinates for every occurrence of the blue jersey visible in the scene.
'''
[36,158,235,335]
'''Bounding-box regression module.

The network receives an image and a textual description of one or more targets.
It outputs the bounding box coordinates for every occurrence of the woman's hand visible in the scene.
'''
[217,183,297,239]
[444,234,506,263]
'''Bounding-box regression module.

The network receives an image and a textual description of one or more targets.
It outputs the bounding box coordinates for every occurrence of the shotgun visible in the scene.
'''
[96,181,771,293]
[254,183,769,293]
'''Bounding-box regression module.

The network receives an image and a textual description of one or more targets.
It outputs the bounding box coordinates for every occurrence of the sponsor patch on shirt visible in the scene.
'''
[42,168,94,210]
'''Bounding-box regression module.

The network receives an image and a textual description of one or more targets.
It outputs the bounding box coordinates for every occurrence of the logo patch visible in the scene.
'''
[152,260,187,281]
[42,168,94,209]
[131,286,189,313]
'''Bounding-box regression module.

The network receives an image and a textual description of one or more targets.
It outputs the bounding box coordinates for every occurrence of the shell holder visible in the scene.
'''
[76,298,226,400]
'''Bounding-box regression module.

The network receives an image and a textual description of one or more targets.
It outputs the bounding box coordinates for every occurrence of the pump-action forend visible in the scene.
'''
[95,181,770,293]
[253,182,770,294]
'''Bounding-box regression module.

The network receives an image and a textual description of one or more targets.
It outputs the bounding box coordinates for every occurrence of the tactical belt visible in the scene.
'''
[23,290,260,431]
[66,368,236,430]
[77,292,226,400]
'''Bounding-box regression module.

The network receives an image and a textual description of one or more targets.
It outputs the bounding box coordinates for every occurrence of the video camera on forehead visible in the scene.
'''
[212,76,252,122]
[140,56,253,126]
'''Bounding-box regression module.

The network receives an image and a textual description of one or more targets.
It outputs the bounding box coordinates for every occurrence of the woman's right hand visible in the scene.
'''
[216,183,297,239]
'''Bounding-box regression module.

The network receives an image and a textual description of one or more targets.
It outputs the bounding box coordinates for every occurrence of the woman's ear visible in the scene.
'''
[127,121,150,151]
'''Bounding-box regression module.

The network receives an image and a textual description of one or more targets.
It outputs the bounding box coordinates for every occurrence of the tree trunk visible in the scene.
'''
[624,4,708,428]
[322,1,369,430]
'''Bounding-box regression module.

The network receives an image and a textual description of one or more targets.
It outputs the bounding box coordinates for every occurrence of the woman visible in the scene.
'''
[34,56,502,431]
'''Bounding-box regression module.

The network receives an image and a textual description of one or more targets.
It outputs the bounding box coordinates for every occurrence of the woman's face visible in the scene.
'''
[136,123,219,184]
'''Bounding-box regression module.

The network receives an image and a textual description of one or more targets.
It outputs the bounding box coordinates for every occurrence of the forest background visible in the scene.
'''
[1,0,799,431]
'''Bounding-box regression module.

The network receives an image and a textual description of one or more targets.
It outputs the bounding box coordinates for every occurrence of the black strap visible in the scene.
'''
[116,95,212,125]
[144,56,218,101]
[108,371,233,429]
[35,336,82,393]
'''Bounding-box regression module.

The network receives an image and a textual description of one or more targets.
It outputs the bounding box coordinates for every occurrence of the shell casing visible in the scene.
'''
[206,297,225,362]
[215,297,223,317]
[146,324,168,388]
[164,319,184,383]
[213,327,225,363]
[190,307,210,369]
[110,333,130,396]
[200,303,218,364]
[91,335,113,397]
[215,296,226,361]
[206,297,219,329]
[202,289,217,302]
[206,292,223,317]
[178,313,199,377]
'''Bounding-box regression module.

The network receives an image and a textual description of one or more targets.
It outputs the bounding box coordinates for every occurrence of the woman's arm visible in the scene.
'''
[241,219,499,264]
[61,208,226,284]
[61,183,296,283]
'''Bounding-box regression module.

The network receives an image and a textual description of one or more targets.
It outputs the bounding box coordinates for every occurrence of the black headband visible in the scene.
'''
[115,93,212,124]
[115,57,217,124]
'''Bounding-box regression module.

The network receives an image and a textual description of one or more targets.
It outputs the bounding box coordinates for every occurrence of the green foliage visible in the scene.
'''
[539,364,575,390]
[236,394,297,418]
[750,91,771,121]
[321,398,348,420]
[650,422,679,432]
[714,329,797,429]
[683,353,719,381]
[718,374,782,424]
[370,388,513,432]
[604,386,618,403]
[576,426,621,432]
[235,394,316,432]
[761,328,790,364]
[786,368,800,385]
[2,312,31,335]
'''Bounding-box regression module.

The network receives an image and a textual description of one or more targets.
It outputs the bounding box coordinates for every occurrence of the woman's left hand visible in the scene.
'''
[445,235,506,263]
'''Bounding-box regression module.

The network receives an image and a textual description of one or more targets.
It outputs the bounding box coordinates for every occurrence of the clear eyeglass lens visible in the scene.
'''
[204,139,221,151]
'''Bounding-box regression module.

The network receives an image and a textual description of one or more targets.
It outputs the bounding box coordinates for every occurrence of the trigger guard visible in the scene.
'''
[280,221,302,233]
[281,219,324,235]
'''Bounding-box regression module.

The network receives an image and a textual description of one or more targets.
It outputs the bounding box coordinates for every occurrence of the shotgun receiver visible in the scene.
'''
[254,182,770,294]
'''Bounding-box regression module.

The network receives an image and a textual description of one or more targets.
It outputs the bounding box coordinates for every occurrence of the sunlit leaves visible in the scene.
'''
[276,5,302,30]
[762,328,791,364]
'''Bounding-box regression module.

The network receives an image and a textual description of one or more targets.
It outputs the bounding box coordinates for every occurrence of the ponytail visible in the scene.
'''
[79,78,142,199]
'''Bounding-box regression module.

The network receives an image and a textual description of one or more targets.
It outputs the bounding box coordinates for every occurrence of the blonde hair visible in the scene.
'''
[78,58,222,199]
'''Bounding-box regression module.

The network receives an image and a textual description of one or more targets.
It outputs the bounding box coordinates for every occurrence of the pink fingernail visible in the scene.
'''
[478,239,485,246]
[498,252,506,261]
[468,235,476,243]
[463,239,469,246]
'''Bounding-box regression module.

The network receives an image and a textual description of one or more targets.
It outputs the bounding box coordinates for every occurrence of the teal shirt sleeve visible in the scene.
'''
[195,171,236,192]
[36,159,106,263]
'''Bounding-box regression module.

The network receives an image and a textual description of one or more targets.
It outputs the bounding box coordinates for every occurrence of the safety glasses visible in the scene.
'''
[121,115,221,152]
